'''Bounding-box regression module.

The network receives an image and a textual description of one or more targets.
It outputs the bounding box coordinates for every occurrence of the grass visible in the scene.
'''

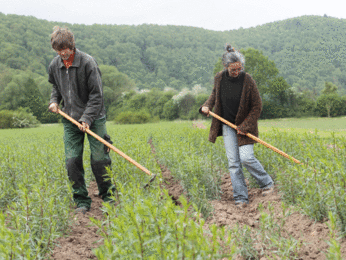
[258,116,346,137]
[193,116,346,138]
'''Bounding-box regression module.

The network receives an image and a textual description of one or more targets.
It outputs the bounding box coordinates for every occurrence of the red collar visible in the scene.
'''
[63,51,75,69]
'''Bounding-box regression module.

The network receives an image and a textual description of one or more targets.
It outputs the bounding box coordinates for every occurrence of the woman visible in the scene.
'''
[200,44,274,208]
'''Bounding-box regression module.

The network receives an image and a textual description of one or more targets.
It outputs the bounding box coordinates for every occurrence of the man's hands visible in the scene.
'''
[78,122,89,133]
[201,106,210,116]
[48,103,59,114]
[49,103,89,132]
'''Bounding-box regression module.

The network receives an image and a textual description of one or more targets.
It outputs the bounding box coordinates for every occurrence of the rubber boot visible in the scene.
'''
[66,156,91,208]
[91,157,115,201]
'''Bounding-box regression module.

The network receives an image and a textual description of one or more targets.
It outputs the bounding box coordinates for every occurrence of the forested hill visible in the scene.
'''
[1,12,346,96]
[226,15,346,95]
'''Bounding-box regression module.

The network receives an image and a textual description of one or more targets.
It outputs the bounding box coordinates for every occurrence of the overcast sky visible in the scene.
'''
[1,0,346,31]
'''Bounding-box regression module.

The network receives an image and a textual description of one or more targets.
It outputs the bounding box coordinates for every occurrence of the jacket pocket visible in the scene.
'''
[103,134,113,154]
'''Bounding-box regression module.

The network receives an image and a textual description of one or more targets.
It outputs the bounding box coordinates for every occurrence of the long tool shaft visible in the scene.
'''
[58,109,153,176]
[209,111,302,164]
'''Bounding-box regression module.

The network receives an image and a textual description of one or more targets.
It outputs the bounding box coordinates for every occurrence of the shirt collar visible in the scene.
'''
[58,48,81,68]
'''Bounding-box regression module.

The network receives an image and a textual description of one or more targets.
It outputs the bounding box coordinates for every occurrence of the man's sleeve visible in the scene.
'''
[48,65,62,105]
[79,58,103,126]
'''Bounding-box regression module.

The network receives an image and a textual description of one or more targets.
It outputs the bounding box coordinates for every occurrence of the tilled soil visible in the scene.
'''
[51,122,346,259]
[154,156,346,259]
[207,174,346,259]
[51,181,105,260]
[150,124,346,259]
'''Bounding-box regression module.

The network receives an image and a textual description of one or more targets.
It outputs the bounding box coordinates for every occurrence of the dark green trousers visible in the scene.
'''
[63,117,115,208]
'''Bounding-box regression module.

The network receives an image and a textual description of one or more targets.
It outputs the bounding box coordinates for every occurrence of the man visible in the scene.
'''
[200,44,274,208]
[48,26,115,214]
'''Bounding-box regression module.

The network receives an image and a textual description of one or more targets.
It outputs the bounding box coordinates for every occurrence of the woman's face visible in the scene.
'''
[227,62,242,78]
[55,48,74,60]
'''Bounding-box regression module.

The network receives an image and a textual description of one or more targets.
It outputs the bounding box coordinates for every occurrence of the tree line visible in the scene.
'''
[1,13,346,93]
[0,13,345,127]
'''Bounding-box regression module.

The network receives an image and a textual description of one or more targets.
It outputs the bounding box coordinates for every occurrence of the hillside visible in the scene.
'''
[0,13,346,96]
[227,15,346,95]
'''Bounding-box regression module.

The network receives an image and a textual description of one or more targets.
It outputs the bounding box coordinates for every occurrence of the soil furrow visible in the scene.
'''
[51,181,104,260]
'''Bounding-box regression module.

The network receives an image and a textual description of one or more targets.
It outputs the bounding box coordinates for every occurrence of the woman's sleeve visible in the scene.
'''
[237,75,262,133]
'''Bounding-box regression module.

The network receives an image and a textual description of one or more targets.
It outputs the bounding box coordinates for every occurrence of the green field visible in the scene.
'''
[1,117,345,259]
[197,116,346,137]
[258,116,346,137]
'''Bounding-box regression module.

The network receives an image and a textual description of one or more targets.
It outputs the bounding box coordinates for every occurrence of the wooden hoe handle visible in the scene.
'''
[209,111,302,165]
[58,109,153,176]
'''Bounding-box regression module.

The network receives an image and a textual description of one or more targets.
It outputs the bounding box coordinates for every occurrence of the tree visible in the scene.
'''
[266,76,291,106]
[126,94,147,111]
[315,82,344,117]
[240,48,279,95]
[143,89,174,118]
[316,94,344,117]
[213,57,224,76]
[261,100,286,119]
[189,93,209,120]
[22,77,48,122]
[0,72,31,110]
[322,81,338,95]
[177,93,195,120]
[99,65,135,112]
[162,100,179,120]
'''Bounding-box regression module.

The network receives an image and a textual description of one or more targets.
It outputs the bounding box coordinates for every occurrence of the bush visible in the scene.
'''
[0,108,40,129]
[316,94,345,117]
[39,110,60,124]
[0,110,15,128]
[114,110,151,124]
[260,101,286,119]
[162,100,179,120]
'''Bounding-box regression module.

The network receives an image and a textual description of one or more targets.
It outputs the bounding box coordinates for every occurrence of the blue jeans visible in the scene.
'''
[222,124,273,203]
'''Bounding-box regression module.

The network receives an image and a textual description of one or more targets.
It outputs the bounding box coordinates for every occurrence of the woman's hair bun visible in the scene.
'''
[225,44,234,53]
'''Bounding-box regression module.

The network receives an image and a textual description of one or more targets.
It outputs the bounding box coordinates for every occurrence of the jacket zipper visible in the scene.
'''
[66,68,72,118]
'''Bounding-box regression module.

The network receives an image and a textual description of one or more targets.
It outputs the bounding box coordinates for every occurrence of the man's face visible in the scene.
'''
[227,62,242,78]
[55,48,74,60]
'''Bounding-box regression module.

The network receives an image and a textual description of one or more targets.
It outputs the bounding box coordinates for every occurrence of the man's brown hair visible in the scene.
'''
[51,26,75,51]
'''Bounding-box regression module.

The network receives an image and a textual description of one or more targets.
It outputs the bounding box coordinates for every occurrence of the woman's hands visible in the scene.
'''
[201,106,210,116]
[202,106,246,135]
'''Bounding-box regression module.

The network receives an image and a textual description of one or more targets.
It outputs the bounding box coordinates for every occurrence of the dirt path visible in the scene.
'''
[51,181,104,260]
[207,174,346,259]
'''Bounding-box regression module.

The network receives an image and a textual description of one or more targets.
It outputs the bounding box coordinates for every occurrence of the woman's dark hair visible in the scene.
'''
[51,26,75,51]
[222,44,245,70]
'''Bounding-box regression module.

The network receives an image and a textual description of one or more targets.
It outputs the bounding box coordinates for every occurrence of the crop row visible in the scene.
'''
[0,127,74,259]
[1,122,345,259]
[0,124,238,259]
[149,123,346,233]
[92,123,237,259]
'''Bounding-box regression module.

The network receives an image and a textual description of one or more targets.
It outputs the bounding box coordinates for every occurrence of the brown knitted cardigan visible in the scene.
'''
[199,70,262,146]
